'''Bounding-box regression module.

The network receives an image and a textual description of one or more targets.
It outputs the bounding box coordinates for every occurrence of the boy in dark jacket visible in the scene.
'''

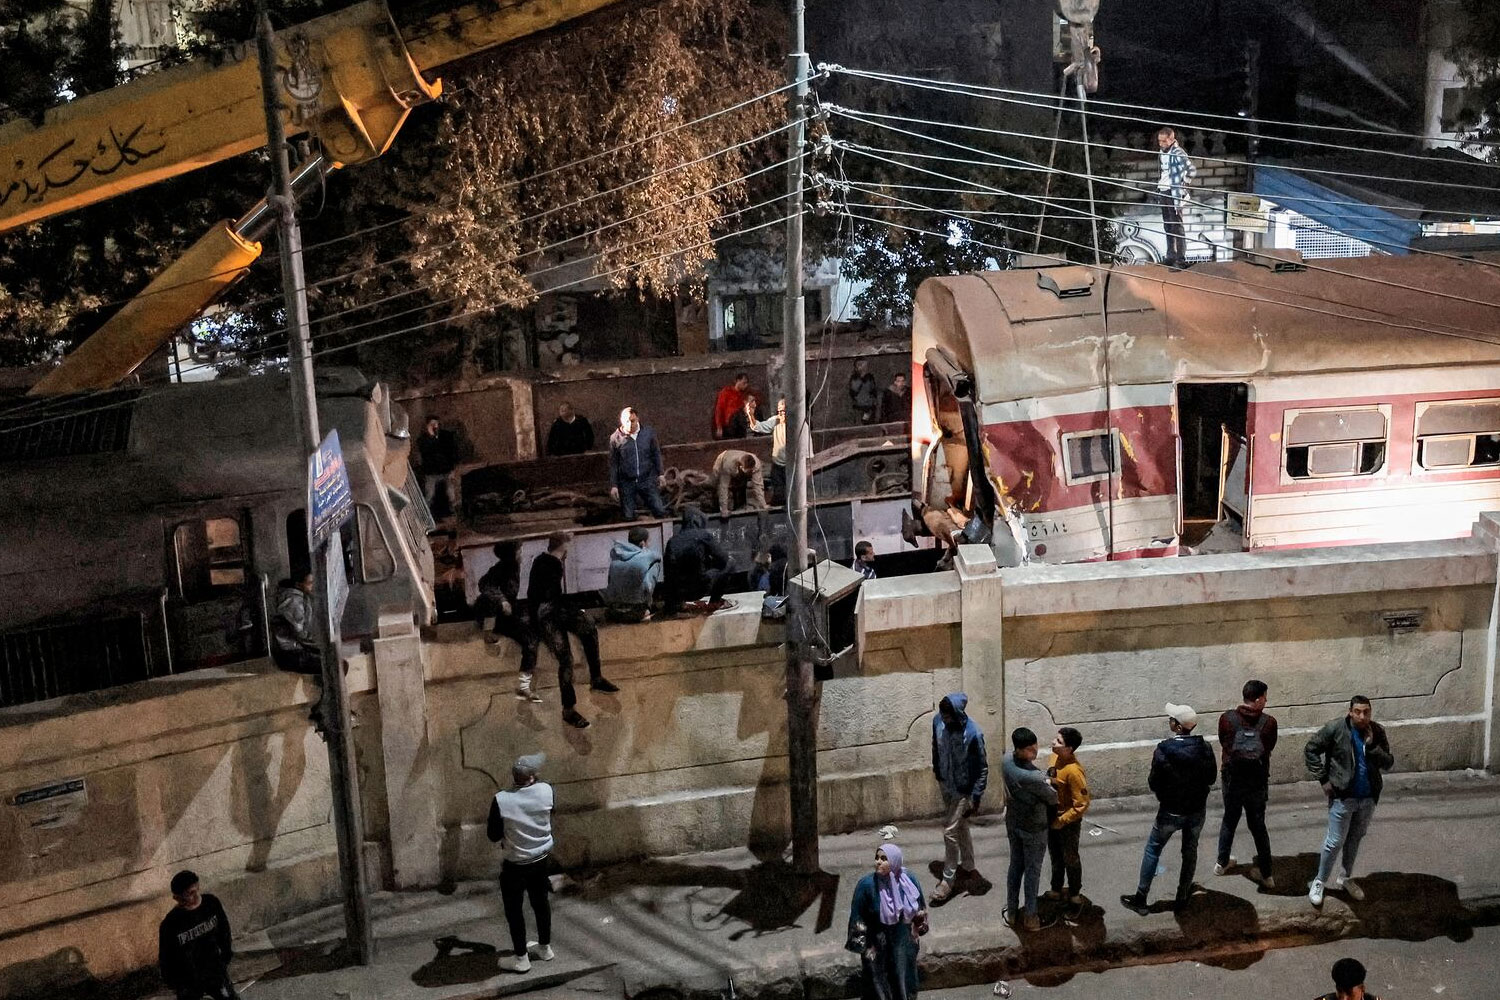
[662,506,733,614]
[1121,703,1217,914]
[475,541,541,702]
[1002,727,1057,931]
[158,871,239,1000]
[929,693,989,903]
[1304,695,1394,907]
[1215,679,1278,887]
[528,532,617,729]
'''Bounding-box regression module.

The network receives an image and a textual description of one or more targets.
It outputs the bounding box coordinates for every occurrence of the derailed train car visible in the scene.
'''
[0,369,435,708]
[908,253,1500,564]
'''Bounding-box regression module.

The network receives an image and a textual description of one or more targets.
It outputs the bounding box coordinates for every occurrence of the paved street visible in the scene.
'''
[928,925,1499,999]
[171,771,1500,1000]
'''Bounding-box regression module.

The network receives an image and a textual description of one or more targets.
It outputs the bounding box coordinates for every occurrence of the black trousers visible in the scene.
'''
[769,462,787,506]
[173,970,241,1000]
[500,858,551,957]
[538,608,602,709]
[662,567,730,615]
[1217,772,1273,878]
[1048,821,1083,895]
[1153,191,1186,261]
[475,600,539,674]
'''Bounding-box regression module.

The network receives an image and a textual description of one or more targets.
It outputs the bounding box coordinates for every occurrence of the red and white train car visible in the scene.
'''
[908,254,1500,565]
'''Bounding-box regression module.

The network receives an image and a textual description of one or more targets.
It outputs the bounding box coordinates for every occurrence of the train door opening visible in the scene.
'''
[1176,382,1249,551]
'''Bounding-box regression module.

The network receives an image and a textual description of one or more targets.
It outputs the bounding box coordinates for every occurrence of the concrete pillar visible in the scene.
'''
[371,616,442,887]
[955,544,1004,733]
[1474,513,1500,773]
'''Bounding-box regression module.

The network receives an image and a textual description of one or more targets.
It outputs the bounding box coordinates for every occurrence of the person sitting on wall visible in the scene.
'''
[663,505,734,615]
[271,569,328,731]
[712,372,752,440]
[545,402,594,457]
[602,526,663,623]
[724,394,763,439]
[852,540,878,581]
[711,449,767,519]
[528,531,619,730]
[607,407,670,521]
[475,541,542,703]
[159,870,240,1000]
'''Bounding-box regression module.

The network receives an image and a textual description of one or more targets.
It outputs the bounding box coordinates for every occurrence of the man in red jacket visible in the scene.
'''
[712,373,752,439]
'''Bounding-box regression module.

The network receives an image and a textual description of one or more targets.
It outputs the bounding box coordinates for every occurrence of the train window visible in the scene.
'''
[356,505,395,583]
[1061,429,1119,485]
[173,516,246,601]
[1283,407,1387,481]
[1415,400,1500,471]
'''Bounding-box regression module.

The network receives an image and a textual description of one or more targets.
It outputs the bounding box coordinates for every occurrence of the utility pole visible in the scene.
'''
[782,0,819,875]
[255,4,375,964]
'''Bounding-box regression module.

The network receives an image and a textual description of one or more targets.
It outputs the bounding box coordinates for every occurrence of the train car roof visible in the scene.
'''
[912,255,1500,405]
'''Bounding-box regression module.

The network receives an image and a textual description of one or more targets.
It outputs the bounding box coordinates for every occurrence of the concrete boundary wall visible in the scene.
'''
[4,517,1500,989]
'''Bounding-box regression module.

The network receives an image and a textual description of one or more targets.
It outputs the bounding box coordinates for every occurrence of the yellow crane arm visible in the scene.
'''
[0,0,625,234]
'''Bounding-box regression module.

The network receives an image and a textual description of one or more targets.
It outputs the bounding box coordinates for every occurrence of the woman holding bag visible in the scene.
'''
[846,843,928,1000]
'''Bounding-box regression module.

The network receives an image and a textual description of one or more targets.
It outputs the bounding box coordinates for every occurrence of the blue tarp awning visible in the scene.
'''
[1252,167,1421,255]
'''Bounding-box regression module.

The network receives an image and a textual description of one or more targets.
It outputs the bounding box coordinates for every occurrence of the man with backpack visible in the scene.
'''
[1215,679,1278,888]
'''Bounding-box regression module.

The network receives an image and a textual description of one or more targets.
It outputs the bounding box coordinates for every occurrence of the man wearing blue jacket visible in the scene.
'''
[602,526,663,622]
[607,406,669,520]
[930,692,989,904]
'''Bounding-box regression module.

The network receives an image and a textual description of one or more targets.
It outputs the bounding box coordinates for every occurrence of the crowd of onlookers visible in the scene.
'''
[413,364,912,523]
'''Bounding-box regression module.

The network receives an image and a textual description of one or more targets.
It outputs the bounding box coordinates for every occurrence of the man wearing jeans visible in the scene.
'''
[1002,727,1057,932]
[1120,703,1217,914]
[928,693,989,904]
[1304,695,1394,907]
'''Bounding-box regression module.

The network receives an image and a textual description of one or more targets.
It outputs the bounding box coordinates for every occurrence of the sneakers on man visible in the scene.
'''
[562,709,591,729]
[1119,893,1151,916]
[930,879,955,905]
[527,941,554,961]
[498,953,531,973]
[516,673,542,703]
[1308,879,1325,907]
[1213,857,1235,876]
[1333,874,1364,901]
[590,678,620,694]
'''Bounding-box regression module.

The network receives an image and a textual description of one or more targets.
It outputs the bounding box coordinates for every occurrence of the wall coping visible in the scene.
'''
[1000,536,1497,618]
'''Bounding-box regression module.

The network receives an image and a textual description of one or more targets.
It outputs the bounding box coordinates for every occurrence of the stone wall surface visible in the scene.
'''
[4,523,1500,987]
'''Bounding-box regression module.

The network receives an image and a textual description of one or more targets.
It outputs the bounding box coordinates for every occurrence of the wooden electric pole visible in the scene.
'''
[782,0,819,875]
[255,4,375,963]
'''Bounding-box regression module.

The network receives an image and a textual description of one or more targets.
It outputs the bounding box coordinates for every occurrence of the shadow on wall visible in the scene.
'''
[0,947,157,1000]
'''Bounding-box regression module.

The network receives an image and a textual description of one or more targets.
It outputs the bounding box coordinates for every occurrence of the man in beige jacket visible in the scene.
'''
[712,449,766,518]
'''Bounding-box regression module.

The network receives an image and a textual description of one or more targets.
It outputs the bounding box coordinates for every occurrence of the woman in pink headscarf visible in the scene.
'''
[846,842,927,999]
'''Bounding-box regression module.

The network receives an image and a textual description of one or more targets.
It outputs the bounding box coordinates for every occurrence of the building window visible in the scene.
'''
[1061,429,1119,485]
[1283,407,1387,480]
[719,291,826,350]
[1416,400,1500,470]
[1442,85,1481,133]
[173,516,246,601]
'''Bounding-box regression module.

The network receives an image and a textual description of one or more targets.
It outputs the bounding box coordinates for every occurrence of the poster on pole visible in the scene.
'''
[308,429,354,552]
[325,538,349,642]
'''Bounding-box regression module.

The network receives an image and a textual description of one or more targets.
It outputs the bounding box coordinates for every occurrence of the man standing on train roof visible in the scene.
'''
[1155,126,1197,266]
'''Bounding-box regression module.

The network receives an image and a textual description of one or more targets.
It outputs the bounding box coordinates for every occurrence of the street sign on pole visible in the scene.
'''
[308,429,354,553]
[325,539,349,641]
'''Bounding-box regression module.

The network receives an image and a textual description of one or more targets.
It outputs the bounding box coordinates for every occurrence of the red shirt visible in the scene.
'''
[713,386,748,436]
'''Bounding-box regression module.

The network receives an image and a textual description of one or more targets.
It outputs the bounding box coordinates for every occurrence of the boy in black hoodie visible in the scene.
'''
[662,506,733,615]
[158,871,239,1000]
[1120,703,1217,914]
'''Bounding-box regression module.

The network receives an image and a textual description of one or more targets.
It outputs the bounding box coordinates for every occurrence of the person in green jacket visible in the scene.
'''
[1303,695,1394,907]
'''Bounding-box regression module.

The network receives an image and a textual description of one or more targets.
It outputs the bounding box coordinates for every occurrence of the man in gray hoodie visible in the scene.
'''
[602,527,663,623]
[930,693,989,904]
[1002,727,1057,931]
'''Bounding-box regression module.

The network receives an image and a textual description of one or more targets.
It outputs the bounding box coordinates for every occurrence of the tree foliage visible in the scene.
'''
[1448,0,1500,157]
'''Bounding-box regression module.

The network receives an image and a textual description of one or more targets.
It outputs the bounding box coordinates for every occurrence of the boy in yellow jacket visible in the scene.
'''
[1044,727,1091,909]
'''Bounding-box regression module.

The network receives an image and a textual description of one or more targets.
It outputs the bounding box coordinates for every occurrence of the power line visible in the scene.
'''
[822,63,1500,154]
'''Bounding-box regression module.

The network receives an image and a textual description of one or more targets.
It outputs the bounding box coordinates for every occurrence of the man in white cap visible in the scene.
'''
[1120,703,1217,915]
[486,753,556,972]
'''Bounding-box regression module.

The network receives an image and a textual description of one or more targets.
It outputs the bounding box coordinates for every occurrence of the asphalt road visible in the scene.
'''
[926,922,1499,999]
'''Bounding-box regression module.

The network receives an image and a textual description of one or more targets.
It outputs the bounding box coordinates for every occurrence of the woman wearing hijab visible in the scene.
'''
[846,843,927,1000]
